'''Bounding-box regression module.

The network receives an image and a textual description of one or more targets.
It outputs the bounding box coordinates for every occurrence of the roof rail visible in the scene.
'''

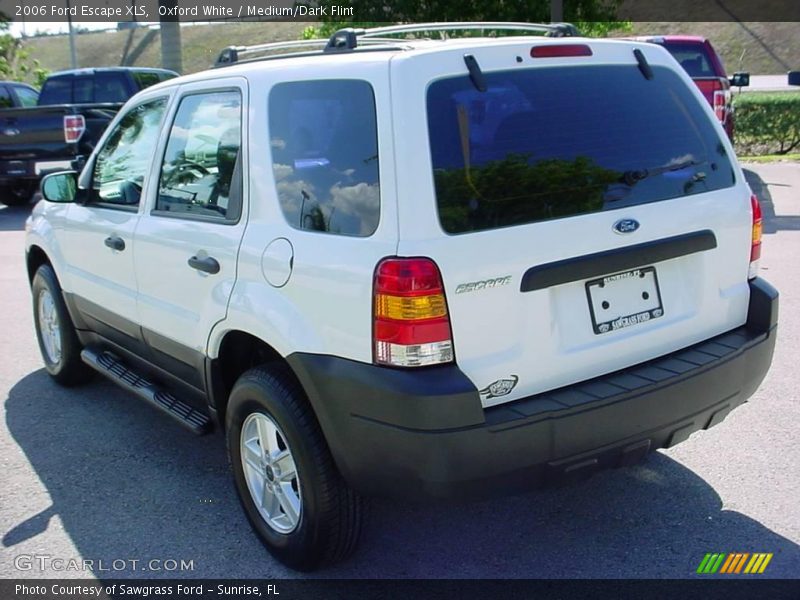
[214,37,410,67]
[325,22,579,51]
[215,21,578,67]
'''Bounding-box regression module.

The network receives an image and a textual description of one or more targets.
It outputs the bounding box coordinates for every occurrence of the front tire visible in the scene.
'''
[226,365,363,571]
[31,265,93,386]
[0,183,35,207]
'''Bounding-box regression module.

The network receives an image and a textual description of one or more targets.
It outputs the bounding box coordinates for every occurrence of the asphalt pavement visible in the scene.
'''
[0,164,798,579]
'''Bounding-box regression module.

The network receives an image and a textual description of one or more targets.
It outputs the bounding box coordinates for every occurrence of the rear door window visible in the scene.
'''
[427,64,735,234]
[156,91,243,222]
[0,86,11,108]
[268,80,380,237]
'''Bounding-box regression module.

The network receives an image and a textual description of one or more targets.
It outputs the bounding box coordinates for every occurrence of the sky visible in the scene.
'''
[9,22,132,37]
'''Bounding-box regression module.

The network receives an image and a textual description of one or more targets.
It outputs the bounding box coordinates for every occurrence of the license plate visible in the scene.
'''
[586,267,663,335]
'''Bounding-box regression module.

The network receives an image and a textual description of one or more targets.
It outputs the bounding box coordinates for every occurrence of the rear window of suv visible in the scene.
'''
[661,43,716,78]
[427,64,735,234]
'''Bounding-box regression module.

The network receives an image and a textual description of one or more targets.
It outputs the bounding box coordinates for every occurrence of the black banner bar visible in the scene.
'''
[2,579,799,600]
[1,0,799,23]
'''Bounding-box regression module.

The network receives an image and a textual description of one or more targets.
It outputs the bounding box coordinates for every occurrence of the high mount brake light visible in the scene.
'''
[530,44,592,58]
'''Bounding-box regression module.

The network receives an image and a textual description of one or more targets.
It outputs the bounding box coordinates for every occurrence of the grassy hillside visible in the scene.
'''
[16,21,800,80]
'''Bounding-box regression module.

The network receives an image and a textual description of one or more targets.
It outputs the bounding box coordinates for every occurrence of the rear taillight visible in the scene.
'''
[64,115,86,144]
[697,79,730,124]
[713,88,731,122]
[373,257,454,368]
[749,193,763,279]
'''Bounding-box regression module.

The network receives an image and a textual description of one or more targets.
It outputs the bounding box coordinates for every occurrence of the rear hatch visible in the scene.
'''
[390,39,753,407]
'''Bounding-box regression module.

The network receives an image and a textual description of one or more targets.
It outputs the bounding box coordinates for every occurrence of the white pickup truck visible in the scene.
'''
[25,23,777,570]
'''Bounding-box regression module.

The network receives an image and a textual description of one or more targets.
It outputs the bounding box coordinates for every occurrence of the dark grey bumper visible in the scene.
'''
[289,278,778,500]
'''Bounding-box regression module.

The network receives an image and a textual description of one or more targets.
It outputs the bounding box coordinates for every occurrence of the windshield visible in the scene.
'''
[427,64,735,234]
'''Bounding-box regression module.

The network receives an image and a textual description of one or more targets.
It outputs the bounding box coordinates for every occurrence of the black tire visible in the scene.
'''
[31,264,94,386]
[0,183,35,207]
[226,365,363,571]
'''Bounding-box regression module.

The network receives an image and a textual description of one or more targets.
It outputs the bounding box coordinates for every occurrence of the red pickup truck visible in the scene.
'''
[627,36,749,140]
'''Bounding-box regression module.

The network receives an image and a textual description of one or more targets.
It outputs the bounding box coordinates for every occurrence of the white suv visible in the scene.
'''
[25,23,778,570]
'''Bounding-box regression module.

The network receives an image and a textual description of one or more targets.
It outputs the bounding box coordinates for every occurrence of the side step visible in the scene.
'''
[81,348,212,435]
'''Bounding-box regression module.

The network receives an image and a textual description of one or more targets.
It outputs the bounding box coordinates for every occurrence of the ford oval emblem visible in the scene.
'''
[613,218,640,234]
[2,128,20,137]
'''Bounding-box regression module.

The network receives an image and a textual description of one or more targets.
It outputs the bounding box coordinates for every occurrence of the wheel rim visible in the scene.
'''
[37,288,62,365]
[240,412,302,534]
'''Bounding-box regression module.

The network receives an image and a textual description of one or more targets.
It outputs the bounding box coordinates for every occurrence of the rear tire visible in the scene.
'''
[0,183,35,207]
[31,264,94,386]
[226,365,363,571]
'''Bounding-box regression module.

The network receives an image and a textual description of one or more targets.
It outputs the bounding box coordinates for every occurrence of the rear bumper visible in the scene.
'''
[1,157,77,187]
[289,278,778,500]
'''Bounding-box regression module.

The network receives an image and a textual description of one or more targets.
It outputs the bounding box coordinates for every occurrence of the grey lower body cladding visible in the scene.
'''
[289,278,778,500]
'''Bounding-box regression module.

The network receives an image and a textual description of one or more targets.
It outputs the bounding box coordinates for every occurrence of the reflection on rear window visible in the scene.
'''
[427,65,735,234]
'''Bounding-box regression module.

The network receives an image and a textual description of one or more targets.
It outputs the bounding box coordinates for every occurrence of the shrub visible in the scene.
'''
[734,92,800,156]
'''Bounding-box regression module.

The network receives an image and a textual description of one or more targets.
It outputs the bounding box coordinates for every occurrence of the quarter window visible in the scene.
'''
[91,98,167,207]
[268,80,380,237]
[156,91,242,221]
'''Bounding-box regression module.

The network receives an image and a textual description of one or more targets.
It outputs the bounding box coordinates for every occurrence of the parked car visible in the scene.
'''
[625,35,749,140]
[0,82,39,109]
[26,23,777,571]
[0,67,176,207]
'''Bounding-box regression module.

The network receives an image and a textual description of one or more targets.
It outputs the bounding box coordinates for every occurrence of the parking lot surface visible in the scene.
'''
[0,163,798,579]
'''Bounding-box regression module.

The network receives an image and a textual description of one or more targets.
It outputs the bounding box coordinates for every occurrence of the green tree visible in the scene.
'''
[0,15,48,86]
[301,0,629,40]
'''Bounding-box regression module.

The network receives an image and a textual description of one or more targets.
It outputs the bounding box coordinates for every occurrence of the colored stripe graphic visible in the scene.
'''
[744,553,774,574]
[699,553,774,574]
[720,553,749,574]
[698,553,727,574]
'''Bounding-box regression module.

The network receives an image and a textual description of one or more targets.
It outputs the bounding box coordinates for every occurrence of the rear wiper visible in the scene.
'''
[621,158,708,186]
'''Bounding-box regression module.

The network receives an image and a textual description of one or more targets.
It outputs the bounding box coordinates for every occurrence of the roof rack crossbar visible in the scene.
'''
[325,22,578,51]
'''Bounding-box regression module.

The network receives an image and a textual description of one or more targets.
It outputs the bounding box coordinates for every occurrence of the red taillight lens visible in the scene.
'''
[64,115,86,144]
[373,258,454,367]
[697,79,730,123]
[749,194,763,279]
[530,44,592,58]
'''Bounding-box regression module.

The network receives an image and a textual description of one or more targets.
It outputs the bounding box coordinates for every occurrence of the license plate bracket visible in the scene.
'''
[586,267,664,335]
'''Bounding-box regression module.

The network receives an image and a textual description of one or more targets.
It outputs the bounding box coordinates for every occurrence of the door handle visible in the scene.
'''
[104,236,125,251]
[188,255,220,275]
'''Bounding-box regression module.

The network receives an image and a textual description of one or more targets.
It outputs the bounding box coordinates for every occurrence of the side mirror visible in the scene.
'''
[789,71,800,86]
[730,72,750,88]
[41,171,78,203]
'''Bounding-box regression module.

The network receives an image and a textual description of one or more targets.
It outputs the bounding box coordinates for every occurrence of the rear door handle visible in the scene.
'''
[188,255,220,275]
[104,236,125,251]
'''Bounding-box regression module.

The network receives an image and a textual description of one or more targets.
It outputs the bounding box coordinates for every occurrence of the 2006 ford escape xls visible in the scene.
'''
[25,23,778,570]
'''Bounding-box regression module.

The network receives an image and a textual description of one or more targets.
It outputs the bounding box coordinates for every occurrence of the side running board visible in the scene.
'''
[81,348,211,435]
